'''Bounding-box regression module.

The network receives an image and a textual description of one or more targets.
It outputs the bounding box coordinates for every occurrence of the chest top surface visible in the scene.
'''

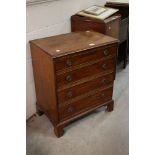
[30,31,118,58]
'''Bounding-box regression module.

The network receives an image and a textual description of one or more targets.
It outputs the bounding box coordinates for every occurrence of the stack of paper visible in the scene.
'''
[77,7,119,20]
[106,0,129,4]
[84,6,107,16]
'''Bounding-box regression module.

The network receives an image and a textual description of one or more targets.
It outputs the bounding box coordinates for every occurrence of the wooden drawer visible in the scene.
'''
[57,72,114,103]
[54,45,117,71]
[59,87,113,121]
[56,57,116,89]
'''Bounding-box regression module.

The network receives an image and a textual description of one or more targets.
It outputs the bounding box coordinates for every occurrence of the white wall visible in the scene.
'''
[26,0,106,119]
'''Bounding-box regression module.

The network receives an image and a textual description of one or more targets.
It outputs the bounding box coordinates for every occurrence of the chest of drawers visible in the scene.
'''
[30,31,119,137]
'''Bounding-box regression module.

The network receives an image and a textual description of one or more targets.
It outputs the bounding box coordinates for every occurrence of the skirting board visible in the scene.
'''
[26,0,56,6]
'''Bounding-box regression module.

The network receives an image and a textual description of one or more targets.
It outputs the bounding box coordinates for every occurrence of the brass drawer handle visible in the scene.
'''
[66,75,72,82]
[67,106,75,113]
[101,79,108,84]
[103,49,109,56]
[102,64,107,70]
[101,93,105,98]
[66,59,72,67]
[66,91,73,98]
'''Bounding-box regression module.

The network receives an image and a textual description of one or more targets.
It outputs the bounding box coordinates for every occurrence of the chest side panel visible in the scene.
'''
[30,43,59,124]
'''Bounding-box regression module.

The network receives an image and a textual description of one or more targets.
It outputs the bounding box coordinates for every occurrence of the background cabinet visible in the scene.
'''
[71,14,121,40]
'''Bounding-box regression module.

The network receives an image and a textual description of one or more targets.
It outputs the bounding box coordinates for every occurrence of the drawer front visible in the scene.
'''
[56,57,116,89]
[59,87,113,121]
[57,72,114,103]
[54,45,117,71]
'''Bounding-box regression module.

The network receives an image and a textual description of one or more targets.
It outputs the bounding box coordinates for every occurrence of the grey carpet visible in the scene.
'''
[27,64,129,155]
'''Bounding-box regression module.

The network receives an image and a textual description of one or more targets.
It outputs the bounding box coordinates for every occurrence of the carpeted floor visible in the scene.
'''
[27,64,129,155]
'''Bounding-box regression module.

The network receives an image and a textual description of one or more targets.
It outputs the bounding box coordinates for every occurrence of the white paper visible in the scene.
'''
[106,0,129,4]
[77,7,119,20]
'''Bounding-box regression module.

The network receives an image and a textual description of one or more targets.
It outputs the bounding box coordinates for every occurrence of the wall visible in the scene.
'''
[26,0,106,119]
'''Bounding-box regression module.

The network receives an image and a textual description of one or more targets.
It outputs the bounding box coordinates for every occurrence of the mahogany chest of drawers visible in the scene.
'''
[30,31,119,137]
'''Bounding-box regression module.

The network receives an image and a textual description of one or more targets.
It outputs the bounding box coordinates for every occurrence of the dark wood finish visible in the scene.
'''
[54,124,64,138]
[54,45,117,71]
[36,104,44,116]
[56,57,115,88]
[71,14,121,39]
[31,31,118,58]
[30,44,59,125]
[104,15,121,39]
[107,100,114,112]
[57,72,114,103]
[59,86,113,121]
[30,31,119,137]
